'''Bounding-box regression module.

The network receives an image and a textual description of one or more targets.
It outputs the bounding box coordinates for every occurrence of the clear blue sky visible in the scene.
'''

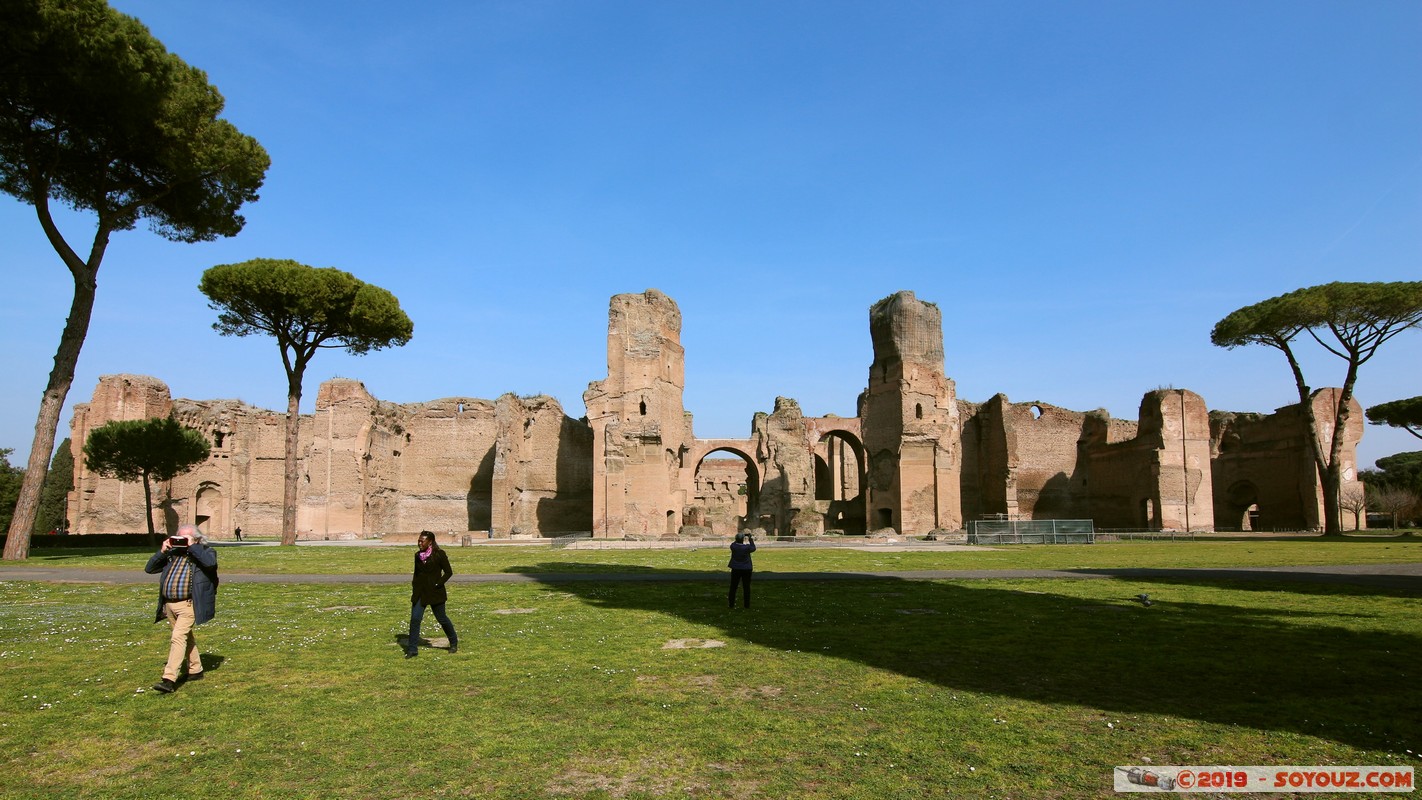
[2,1,1419,473]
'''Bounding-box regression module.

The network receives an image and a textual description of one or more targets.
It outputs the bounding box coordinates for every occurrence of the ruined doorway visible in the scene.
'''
[1139,498,1158,531]
[195,484,224,539]
[466,449,495,532]
[815,431,866,534]
[692,448,760,535]
[1224,481,1261,532]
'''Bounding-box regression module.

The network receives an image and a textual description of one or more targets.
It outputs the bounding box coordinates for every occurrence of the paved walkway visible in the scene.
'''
[2,562,1420,590]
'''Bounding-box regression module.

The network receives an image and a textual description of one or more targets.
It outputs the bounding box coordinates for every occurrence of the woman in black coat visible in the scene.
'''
[404,530,458,658]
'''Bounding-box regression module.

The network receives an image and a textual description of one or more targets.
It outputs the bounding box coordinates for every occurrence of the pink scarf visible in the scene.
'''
[418,546,433,563]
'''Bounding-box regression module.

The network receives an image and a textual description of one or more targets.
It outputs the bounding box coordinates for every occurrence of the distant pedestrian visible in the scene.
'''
[728,532,756,609]
[144,524,218,693]
[233,526,242,542]
[404,530,458,657]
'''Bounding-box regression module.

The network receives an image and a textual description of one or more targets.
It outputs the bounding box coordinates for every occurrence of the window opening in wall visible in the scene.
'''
[915,403,923,420]
[213,431,225,448]
[877,508,893,530]
[640,399,647,416]
[458,402,464,413]
[1030,405,1043,420]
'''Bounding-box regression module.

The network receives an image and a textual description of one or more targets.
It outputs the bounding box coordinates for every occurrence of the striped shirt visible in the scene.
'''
[161,554,194,602]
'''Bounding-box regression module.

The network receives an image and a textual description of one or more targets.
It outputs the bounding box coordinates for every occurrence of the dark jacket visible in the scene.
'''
[728,540,756,571]
[145,542,218,625]
[411,548,454,605]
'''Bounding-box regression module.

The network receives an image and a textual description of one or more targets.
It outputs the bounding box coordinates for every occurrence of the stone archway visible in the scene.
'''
[195,483,224,539]
[690,447,760,535]
[815,430,867,534]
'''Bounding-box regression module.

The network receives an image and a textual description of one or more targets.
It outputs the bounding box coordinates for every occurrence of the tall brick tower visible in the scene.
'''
[583,290,689,537]
[862,292,962,534]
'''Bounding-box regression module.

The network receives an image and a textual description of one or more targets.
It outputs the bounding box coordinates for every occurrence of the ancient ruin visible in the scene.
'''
[66,290,1365,539]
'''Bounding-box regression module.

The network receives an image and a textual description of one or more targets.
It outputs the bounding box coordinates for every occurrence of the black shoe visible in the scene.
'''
[404,650,418,659]
[448,645,458,654]
[152,679,177,694]
[184,672,204,682]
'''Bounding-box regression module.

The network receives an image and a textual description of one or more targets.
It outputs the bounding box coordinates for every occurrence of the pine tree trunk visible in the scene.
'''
[3,260,100,560]
[281,384,302,546]
[142,471,157,544]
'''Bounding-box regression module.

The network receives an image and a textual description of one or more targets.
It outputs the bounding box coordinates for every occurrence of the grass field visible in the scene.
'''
[13,535,1422,575]
[0,540,1418,799]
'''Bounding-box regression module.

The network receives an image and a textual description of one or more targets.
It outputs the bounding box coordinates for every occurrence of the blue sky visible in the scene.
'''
[2,1,1419,473]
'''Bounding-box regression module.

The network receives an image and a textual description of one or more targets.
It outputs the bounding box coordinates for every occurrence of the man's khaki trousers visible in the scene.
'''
[162,600,202,682]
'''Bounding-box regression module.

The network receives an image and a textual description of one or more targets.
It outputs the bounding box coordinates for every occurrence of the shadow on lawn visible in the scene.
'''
[1075,567,1422,597]
[522,563,1422,753]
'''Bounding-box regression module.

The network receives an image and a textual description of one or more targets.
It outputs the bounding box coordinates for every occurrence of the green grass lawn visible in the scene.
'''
[14,535,1422,575]
[1,541,1419,798]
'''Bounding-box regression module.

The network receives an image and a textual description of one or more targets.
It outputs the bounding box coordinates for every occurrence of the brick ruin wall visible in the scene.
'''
[69,376,590,539]
[65,291,1362,537]
[1210,388,1364,532]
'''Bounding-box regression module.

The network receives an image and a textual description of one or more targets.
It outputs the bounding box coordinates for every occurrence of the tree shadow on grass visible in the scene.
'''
[1074,567,1422,598]
[519,563,1422,753]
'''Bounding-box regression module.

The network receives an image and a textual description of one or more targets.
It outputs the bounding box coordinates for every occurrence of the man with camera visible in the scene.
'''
[728,532,756,609]
[144,524,218,694]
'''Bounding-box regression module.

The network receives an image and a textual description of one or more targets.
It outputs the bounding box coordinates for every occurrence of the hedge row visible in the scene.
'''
[0,533,156,549]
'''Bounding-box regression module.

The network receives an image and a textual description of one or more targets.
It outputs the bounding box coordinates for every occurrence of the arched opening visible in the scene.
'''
[692,448,759,535]
[195,483,224,539]
[1225,481,1260,532]
[1030,405,1043,420]
[815,431,867,534]
[915,403,923,420]
[1139,497,1158,530]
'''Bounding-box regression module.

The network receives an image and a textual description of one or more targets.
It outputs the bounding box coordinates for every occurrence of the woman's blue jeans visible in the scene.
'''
[407,600,457,653]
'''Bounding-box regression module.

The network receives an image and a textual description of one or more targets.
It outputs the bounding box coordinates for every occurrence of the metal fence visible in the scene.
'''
[1094,530,1196,541]
[967,519,1095,545]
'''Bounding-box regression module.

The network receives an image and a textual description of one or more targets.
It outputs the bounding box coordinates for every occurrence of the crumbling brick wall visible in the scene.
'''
[1210,389,1364,531]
